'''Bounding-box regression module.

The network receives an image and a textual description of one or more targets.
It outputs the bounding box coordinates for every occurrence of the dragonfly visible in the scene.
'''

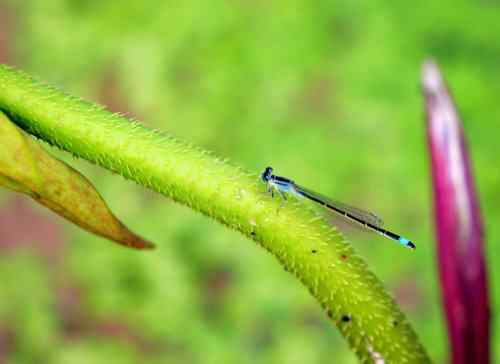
[261,166,415,249]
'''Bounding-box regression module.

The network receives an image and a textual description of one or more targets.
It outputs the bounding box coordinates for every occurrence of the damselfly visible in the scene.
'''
[261,166,415,249]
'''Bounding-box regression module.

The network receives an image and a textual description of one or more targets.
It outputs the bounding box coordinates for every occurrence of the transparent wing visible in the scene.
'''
[296,185,384,227]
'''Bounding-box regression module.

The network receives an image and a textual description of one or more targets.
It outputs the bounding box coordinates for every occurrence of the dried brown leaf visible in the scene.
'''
[0,111,154,250]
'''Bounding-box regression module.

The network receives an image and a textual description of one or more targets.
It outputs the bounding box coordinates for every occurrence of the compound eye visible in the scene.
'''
[261,167,274,182]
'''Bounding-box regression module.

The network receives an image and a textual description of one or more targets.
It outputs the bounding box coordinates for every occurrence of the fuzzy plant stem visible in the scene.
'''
[0,64,431,363]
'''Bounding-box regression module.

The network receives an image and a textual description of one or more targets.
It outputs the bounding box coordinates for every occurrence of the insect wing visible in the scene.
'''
[296,185,384,227]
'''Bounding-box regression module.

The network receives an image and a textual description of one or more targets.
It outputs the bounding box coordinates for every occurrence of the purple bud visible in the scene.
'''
[423,60,490,364]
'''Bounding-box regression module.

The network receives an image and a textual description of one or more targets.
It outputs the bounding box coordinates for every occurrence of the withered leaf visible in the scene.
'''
[0,111,154,250]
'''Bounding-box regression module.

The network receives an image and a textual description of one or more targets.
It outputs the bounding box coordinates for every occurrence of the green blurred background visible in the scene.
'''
[0,1,498,363]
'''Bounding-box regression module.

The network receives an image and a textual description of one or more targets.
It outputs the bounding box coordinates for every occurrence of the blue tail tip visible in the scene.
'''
[399,237,416,249]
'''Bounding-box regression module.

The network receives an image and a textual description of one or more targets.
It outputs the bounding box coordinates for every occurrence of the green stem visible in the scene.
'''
[0,64,431,363]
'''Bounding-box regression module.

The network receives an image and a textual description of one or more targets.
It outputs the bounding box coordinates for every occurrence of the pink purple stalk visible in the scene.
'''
[423,61,490,364]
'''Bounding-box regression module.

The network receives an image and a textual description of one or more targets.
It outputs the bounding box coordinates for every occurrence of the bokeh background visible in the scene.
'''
[0,1,498,363]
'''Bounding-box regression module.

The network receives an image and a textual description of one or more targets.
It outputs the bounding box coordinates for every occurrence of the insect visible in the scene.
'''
[261,166,415,249]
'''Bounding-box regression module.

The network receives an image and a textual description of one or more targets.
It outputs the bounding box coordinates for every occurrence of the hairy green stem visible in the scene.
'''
[0,64,431,363]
